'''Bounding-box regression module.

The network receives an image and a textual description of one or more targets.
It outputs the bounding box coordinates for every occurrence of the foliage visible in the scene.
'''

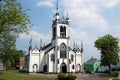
[94,34,119,73]
[2,49,24,70]
[0,0,32,34]
[58,73,67,80]
[0,0,32,69]
[67,74,77,80]
[0,70,56,80]
[57,73,76,80]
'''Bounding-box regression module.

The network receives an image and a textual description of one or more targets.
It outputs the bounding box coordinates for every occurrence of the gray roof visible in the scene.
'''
[86,57,100,65]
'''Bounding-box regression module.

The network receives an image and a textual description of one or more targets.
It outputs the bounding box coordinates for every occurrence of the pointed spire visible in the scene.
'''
[40,37,43,50]
[55,0,59,20]
[73,41,75,51]
[66,11,69,19]
[29,37,32,50]
[76,43,78,50]
[56,0,58,10]
[81,41,83,53]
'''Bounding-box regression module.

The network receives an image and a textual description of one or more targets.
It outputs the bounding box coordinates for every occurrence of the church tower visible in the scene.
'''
[52,1,70,73]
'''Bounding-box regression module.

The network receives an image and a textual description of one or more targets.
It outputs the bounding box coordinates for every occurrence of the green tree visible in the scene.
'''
[0,0,32,69]
[94,34,119,73]
[9,49,24,69]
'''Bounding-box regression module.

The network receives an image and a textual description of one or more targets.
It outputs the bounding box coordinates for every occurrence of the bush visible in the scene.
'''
[67,74,77,80]
[58,73,76,80]
[58,73,67,80]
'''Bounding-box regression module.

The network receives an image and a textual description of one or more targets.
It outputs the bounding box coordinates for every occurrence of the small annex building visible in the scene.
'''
[85,57,101,73]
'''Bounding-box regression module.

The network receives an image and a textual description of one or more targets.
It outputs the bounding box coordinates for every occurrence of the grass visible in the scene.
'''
[100,73,118,77]
[0,70,56,80]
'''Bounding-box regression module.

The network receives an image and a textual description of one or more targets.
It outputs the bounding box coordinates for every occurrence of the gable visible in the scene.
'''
[31,46,40,53]
[86,58,100,65]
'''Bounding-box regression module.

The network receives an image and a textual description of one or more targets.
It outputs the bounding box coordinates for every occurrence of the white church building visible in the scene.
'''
[24,4,83,73]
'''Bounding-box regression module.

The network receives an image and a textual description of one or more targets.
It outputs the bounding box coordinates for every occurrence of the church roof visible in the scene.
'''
[86,57,100,65]
[42,43,52,50]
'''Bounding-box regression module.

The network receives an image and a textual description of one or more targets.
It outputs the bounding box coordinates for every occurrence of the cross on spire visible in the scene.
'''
[56,0,58,10]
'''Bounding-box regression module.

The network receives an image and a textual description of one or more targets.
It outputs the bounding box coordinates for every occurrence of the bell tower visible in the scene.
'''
[52,2,70,46]
[52,1,70,73]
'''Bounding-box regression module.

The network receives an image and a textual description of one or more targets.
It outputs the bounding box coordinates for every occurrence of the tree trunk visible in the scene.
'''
[108,64,111,73]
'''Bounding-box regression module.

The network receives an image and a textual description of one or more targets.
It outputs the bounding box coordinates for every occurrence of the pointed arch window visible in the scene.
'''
[71,54,74,62]
[60,43,66,58]
[60,26,66,38]
[53,27,56,39]
[51,54,55,62]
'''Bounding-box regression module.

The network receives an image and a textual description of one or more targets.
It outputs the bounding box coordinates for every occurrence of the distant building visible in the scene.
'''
[24,3,83,73]
[19,57,24,70]
[0,59,3,70]
[85,57,101,72]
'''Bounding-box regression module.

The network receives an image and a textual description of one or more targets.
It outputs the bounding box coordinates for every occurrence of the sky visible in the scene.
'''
[16,0,120,62]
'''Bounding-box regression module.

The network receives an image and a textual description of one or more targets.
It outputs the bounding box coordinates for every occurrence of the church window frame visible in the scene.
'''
[71,54,74,62]
[60,26,66,38]
[51,54,55,62]
[60,43,67,58]
[53,27,56,39]
[72,65,74,69]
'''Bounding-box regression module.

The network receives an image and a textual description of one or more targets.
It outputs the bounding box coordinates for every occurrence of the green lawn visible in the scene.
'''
[0,70,56,80]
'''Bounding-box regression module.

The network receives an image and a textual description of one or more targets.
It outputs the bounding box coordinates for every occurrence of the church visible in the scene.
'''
[24,3,83,73]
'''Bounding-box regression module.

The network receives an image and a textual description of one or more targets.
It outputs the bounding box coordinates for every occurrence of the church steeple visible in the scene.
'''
[39,37,43,50]
[81,41,83,53]
[29,37,32,51]
[54,0,59,20]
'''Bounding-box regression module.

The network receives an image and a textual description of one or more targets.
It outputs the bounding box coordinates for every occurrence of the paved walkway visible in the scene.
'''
[76,73,111,80]
[29,73,111,80]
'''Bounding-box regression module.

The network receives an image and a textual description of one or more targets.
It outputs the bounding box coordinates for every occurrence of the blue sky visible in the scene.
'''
[16,0,120,62]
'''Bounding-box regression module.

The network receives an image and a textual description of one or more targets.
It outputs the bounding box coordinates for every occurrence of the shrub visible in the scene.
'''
[58,73,67,80]
[67,74,77,80]
[57,73,76,80]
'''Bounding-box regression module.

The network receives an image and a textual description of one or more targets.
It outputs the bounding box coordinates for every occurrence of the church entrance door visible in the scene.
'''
[33,64,38,73]
[60,63,67,73]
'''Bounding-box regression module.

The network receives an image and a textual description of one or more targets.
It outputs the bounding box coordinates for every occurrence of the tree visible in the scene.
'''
[9,49,24,69]
[94,34,119,73]
[0,0,32,69]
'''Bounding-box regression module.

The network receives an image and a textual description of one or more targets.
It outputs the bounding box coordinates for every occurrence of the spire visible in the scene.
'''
[29,37,32,50]
[73,41,75,51]
[55,0,59,20]
[40,37,43,50]
[81,41,83,53]
[76,43,77,50]
[66,12,69,20]
[56,0,58,10]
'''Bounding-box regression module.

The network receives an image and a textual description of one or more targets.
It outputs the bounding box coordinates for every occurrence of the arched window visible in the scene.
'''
[60,26,66,38]
[71,54,74,62]
[53,27,56,39]
[51,54,55,61]
[72,65,74,69]
[60,43,66,58]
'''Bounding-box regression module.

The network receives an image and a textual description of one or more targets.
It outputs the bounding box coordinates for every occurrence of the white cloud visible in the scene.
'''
[37,0,54,7]
[60,0,120,61]
[70,27,87,41]
[104,0,120,8]
[61,0,109,32]
[111,24,120,37]
[19,30,51,41]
